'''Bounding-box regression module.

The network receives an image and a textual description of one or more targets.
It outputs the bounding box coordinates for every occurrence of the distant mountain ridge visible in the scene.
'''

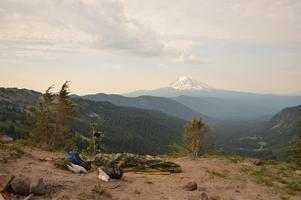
[78,93,211,122]
[125,77,301,120]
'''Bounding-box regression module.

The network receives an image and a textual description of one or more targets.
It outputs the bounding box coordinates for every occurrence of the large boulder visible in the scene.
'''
[93,153,182,173]
[10,175,31,196]
[31,178,46,196]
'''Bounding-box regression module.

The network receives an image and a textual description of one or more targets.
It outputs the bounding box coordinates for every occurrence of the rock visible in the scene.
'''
[295,170,301,176]
[31,178,46,196]
[10,175,31,196]
[200,192,209,200]
[102,165,123,179]
[188,192,209,200]
[253,159,263,166]
[183,181,198,191]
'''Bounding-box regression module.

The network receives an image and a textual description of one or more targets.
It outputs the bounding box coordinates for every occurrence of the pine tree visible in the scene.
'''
[53,81,76,148]
[30,86,55,148]
[183,117,210,158]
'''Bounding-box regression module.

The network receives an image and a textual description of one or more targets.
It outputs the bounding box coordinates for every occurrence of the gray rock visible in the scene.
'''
[31,178,46,196]
[183,181,198,191]
[10,175,31,196]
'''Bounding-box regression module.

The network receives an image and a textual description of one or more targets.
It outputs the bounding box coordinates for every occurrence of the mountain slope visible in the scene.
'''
[211,105,300,159]
[79,93,210,122]
[0,87,186,154]
[264,106,300,148]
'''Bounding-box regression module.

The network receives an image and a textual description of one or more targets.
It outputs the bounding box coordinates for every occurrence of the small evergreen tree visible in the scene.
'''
[30,82,76,150]
[53,81,76,148]
[183,117,210,159]
[30,86,55,148]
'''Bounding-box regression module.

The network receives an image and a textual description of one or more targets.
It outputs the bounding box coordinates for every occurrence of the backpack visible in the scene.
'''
[66,150,91,170]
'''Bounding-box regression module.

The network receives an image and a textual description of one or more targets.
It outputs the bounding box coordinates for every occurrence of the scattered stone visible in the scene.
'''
[188,192,209,200]
[253,159,263,166]
[295,170,301,176]
[31,178,46,196]
[10,175,31,196]
[134,190,141,195]
[145,181,153,184]
[200,192,209,200]
[183,181,198,191]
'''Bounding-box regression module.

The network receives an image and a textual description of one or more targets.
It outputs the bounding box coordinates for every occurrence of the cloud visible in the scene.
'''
[0,0,199,63]
[123,0,301,44]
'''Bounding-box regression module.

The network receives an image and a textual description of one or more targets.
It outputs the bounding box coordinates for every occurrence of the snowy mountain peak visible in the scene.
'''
[170,77,214,90]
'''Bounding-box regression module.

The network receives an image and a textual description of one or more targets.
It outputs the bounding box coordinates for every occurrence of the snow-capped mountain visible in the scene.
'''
[170,77,214,91]
[123,77,301,121]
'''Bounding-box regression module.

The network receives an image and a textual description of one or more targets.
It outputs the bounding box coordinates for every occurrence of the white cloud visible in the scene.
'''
[1,0,300,64]
[0,0,199,63]
[122,0,301,44]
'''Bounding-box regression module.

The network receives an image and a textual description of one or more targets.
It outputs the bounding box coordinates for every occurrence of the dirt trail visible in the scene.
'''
[1,148,301,200]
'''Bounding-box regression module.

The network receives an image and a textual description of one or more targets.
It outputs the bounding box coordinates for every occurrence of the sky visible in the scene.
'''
[0,0,300,95]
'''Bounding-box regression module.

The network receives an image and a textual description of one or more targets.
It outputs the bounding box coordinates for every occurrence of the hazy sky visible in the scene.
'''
[0,0,300,95]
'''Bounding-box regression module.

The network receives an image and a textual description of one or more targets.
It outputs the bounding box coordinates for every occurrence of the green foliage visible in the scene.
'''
[227,155,246,164]
[240,164,301,195]
[53,81,76,149]
[92,185,107,195]
[206,143,224,156]
[289,106,301,167]
[54,158,70,170]
[168,143,191,157]
[30,86,55,147]
[92,185,112,198]
[0,143,25,161]
[29,82,76,150]
[183,117,210,158]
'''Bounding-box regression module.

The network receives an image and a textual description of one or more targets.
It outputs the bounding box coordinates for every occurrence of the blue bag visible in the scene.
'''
[66,150,81,165]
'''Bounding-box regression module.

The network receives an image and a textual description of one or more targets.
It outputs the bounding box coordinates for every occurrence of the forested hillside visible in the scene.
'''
[212,105,301,159]
[0,87,186,154]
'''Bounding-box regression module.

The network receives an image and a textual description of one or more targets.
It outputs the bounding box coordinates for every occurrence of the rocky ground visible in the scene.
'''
[1,145,301,200]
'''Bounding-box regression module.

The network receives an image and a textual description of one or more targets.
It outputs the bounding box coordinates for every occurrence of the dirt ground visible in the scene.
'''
[1,147,301,200]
